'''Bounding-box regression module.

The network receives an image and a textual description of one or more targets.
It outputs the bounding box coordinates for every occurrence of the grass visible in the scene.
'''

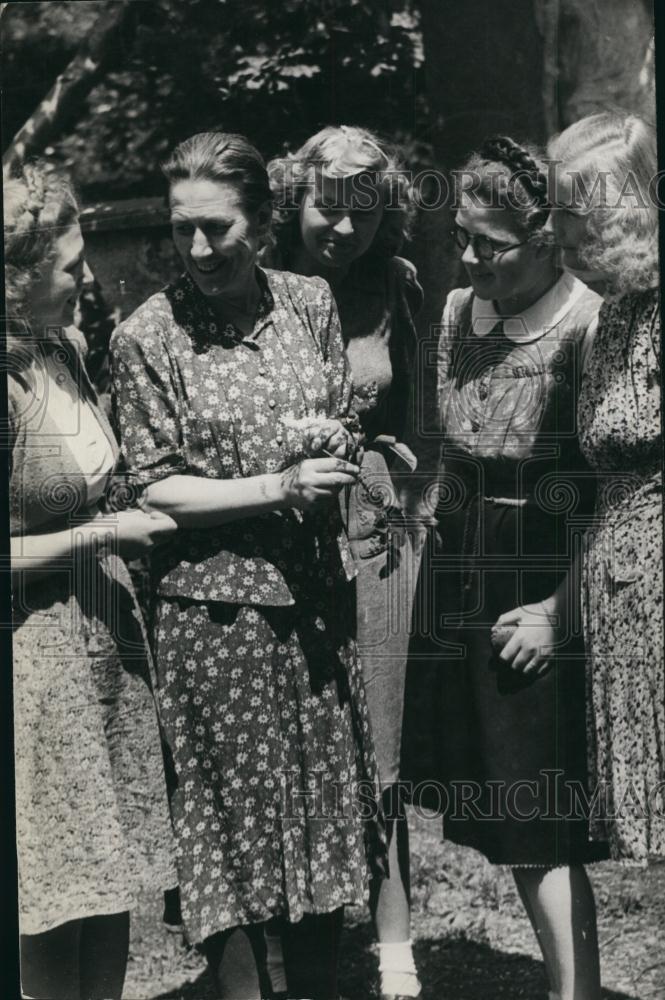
[123,810,665,1000]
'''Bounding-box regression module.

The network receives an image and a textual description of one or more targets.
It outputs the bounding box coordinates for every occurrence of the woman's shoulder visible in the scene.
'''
[262,267,334,307]
[110,287,175,352]
[391,255,424,312]
[443,285,474,325]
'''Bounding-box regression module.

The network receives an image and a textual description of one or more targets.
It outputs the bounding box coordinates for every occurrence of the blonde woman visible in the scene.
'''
[4,161,177,1000]
[546,112,664,864]
[267,125,424,1000]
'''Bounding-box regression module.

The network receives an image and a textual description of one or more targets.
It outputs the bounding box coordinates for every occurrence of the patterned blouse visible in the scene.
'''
[110,268,357,607]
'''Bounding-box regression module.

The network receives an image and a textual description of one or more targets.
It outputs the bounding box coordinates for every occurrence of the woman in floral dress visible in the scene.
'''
[267,126,423,1000]
[5,163,177,999]
[548,112,664,864]
[110,131,384,1000]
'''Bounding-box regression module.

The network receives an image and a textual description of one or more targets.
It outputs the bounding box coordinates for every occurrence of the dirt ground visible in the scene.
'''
[123,810,665,1000]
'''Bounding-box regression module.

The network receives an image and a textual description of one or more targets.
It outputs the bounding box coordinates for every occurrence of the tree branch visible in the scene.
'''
[3,0,134,172]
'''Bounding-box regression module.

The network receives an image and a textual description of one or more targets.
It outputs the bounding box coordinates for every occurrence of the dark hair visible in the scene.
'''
[267,125,416,264]
[161,132,272,214]
[455,135,551,243]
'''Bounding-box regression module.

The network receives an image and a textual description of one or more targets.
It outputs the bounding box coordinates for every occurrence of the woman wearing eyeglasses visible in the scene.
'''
[402,138,607,1000]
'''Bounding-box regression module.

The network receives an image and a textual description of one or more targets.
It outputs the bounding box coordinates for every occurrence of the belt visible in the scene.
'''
[483,495,529,507]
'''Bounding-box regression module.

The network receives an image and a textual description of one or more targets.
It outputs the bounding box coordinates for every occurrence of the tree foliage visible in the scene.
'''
[3,0,427,198]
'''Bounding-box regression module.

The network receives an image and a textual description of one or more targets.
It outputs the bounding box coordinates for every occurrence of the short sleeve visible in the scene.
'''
[110,310,186,488]
[437,288,470,422]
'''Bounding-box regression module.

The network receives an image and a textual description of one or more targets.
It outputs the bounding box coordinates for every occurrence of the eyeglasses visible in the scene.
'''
[451,224,528,261]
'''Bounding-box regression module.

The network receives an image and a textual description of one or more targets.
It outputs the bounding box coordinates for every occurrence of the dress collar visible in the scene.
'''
[470,271,588,343]
[175,266,275,344]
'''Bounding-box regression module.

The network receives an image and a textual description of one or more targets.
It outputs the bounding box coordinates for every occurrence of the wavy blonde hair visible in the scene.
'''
[4,161,79,324]
[547,113,659,294]
[267,125,416,264]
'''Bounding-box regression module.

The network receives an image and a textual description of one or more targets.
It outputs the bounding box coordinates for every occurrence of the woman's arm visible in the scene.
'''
[10,509,177,587]
[141,458,359,528]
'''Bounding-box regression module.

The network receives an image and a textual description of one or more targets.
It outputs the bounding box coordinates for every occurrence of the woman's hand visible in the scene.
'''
[282,415,356,459]
[307,418,353,459]
[279,457,359,510]
[494,600,559,676]
[93,509,178,561]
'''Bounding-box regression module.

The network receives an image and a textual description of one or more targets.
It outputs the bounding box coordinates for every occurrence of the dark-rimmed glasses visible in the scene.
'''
[451,223,528,261]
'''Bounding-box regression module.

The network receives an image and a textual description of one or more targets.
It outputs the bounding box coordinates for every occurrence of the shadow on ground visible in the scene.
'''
[339,920,639,1000]
[152,920,640,1000]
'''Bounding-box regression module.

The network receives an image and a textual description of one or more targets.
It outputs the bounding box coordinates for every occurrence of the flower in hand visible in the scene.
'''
[281,414,356,459]
[493,600,559,677]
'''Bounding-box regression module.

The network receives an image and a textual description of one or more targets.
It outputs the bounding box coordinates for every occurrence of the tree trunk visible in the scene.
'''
[3,0,133,172]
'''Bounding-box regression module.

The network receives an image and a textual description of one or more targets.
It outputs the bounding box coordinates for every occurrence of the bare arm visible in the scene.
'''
[10,509,177,587]
[141,459,359,529]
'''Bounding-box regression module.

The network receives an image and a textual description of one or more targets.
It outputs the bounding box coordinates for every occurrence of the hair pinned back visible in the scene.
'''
[162,132,272,215]
[3,160,78,322]
[480,136,550,212]
[455,136,552,244]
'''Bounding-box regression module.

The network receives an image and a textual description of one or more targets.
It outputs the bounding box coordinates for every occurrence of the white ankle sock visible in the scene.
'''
[264,929,288,993]
[377,940,421,997]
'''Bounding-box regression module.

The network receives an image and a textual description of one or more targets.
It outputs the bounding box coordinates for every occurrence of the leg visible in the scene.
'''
[79,912,130,1000]
[370,802,421,998]
[512,865,601,1000]
[202,925,264,1000]
[281,908,344,1000]
[513,871,556,993]
[20,919,81,1000]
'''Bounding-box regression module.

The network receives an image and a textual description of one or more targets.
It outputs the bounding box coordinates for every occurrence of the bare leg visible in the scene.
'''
[20,919,81,1000]
[370,814,411,941]
[370,802,420,997]
[512,865,601,1000]
[79,912,130,1000]
[202,926,263,1000]
[513,873,556,992]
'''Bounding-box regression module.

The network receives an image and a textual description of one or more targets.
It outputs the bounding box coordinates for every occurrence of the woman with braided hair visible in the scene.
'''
[4,161,178,998]
[402,136,607,999]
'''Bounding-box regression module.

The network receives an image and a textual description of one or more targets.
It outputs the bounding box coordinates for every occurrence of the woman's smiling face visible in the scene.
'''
[298,170,384,271]
[29,223,85,328]
[170,177,269,299]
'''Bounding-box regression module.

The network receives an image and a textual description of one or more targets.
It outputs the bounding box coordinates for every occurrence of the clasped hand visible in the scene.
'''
[494,600,559,677]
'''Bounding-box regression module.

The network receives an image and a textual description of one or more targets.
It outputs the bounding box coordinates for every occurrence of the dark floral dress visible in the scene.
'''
[110,268,384,944]
[578,287,664,864]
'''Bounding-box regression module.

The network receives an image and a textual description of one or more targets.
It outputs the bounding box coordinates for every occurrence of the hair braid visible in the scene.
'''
[481,136,549,209]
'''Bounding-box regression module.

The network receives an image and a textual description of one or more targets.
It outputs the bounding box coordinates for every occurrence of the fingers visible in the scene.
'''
[499,632,522,663]
[310,457,359,475]
[314,472,358,488]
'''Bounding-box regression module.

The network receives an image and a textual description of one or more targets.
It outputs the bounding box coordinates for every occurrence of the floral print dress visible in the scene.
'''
[8,334,176,936]
[578,287,664,863]
[110,268,384,944]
